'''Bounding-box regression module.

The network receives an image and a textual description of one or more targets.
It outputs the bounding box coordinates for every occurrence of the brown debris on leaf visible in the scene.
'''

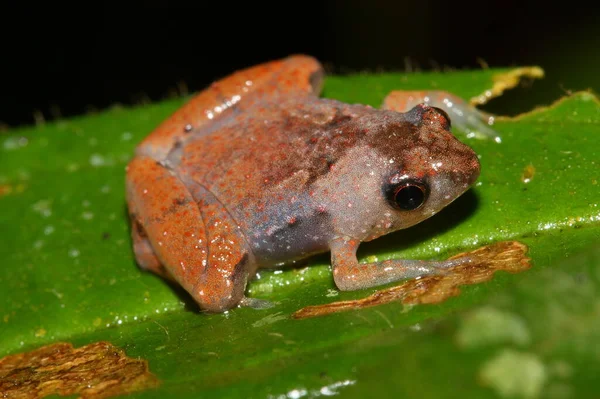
[0,341,159,399]
[292,241,531,319]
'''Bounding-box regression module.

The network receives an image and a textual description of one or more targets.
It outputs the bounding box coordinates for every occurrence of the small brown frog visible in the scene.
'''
[126,55,485,312]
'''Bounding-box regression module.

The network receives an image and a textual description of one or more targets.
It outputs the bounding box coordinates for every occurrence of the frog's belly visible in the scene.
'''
[238,201,334,268]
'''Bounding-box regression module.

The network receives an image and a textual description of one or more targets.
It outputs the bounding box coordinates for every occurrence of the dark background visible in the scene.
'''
[2,1,599,129]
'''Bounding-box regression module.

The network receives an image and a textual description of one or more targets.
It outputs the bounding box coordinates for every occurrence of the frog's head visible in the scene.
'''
[371,103,480,237]
[312,103,480,242]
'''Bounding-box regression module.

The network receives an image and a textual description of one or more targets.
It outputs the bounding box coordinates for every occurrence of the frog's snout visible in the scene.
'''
[467,152,481,186]
[442,146,481,192]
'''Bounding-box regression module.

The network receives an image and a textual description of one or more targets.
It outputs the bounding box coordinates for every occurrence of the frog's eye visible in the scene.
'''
[386,179,429,211]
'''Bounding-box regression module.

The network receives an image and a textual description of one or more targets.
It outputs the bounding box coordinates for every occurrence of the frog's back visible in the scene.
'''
[158,96,380,264]
[174,96,372,204]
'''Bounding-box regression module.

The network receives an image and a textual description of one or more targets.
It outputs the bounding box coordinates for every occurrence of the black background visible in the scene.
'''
[2,1,599,128]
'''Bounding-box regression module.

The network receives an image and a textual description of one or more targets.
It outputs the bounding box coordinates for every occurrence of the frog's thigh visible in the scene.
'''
[137,55,324,160]
[128,156,234,312]
[127,157,255,312]
[382,90,479,113]
[183,182,257,313]
[381,90,430,112]
[261,54,325,96]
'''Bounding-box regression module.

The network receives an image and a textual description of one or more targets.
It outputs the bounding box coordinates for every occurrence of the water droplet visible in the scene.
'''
[32,199,52,218]
[3,136,28,151]
[81,211,94,220]
[68,249,80,258]
[89,154,105,167]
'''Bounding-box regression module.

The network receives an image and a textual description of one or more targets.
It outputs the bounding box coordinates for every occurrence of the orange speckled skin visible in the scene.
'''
[126,55,481,312]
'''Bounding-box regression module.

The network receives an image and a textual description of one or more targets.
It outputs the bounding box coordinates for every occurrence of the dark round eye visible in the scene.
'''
[387,180,429,211]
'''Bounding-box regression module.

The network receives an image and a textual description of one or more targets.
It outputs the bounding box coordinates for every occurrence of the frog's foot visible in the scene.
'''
[382,90,501,143]
[330,237,472,291]
[238,296,275,310]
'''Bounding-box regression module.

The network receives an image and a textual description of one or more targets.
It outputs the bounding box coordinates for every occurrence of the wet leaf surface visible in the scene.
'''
[1,67,598,398]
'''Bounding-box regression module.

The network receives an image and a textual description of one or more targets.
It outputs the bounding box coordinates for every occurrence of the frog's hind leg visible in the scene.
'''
[181,181,260,313]
[127,156,256,312]
[382,90,500,141]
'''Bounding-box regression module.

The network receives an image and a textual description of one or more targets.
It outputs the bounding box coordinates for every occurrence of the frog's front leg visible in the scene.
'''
[382,90,500,142]
[330,237,470,291]
[127,157,256,312]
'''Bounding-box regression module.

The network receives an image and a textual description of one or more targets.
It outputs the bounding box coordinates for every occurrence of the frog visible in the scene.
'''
[125,54,493,313]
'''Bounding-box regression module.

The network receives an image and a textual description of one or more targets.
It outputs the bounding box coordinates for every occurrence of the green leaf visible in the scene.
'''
[1,68,599,398]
